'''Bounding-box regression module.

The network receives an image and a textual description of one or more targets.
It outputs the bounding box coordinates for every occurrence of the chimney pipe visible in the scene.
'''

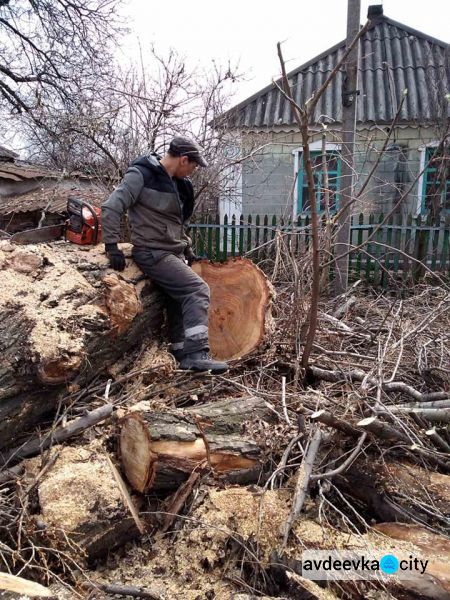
[367,4,383,18]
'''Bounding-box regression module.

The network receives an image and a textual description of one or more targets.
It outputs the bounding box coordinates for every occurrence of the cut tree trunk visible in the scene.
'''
[373,523,450,599]
[0,573,56,599]
[0,249,274,449]
[0,242,164,449]
[336,458,450,529]
[288,522,450,600]
[28,445,142,564]
[120,396,277,493]
[192,258,274,360]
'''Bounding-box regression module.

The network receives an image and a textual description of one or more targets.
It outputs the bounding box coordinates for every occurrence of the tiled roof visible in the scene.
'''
[222,15,449,129]
[0,145,19,161]
[0,161,62,181]
[0,186,107,216]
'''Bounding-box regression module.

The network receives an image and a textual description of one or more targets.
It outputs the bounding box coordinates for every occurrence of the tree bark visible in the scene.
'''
[373,523,450,599]
[0,242,164,449]
[119,396,278,493]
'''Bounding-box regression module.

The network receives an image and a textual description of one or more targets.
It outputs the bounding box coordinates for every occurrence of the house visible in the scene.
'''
[0,145,106,233]
[218,8,449,221]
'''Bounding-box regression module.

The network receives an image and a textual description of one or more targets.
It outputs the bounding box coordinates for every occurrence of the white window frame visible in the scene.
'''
[219,140,243,222]
[292,141,341,220]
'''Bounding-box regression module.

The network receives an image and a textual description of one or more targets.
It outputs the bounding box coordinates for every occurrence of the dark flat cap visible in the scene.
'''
[169,136,208,167]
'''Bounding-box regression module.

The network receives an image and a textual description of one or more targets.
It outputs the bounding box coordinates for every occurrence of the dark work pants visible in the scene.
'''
[132,247,210,354]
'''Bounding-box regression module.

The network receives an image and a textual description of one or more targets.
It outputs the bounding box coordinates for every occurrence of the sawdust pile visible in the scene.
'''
[30,444,122,533]
[86,485,450,600]
[0,241,143,383]
[92,488,292,600]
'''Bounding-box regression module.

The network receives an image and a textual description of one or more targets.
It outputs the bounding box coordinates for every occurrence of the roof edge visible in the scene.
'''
[374,15,449,48]
[217,14,449,126]
[217,37,346,123]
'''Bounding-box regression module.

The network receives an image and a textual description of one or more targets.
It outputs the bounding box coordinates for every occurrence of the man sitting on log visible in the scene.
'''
[102,136,228,374]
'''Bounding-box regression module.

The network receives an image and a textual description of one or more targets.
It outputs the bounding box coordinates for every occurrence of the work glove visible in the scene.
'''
[185,247,201,267]
[105,243,126,271]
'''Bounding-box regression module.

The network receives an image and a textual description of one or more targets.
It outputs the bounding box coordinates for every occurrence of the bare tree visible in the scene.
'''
[18,45,251,216]
[0,0,123,122]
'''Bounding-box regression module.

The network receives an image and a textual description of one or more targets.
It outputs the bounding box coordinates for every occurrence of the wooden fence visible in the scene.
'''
[189,213,450,284]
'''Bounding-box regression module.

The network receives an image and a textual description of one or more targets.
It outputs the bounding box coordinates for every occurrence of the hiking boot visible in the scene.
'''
[179,351,229,374]
[169,348,184,362]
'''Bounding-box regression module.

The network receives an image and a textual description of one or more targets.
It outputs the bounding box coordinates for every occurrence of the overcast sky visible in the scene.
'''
[121,0,449,108]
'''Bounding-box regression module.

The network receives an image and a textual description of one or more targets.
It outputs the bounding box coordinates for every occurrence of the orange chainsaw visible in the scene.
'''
[3,197,102,245]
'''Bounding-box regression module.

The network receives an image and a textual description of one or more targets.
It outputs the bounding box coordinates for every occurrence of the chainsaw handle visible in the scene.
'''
[67,197,100,245]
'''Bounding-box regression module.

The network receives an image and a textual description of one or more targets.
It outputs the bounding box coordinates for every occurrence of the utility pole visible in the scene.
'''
[333,0,361,294]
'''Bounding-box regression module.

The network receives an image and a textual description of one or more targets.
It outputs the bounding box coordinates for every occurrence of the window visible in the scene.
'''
[421,145,450,215]
[297,150,341,214]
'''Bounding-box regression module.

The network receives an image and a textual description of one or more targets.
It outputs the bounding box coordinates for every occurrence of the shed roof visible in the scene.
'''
[0,186,106,216]
[222,15,449,129]
[0,161,61,182]
[0,145,19,161]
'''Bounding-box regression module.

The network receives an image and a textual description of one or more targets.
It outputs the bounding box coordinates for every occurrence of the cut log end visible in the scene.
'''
[120,396,275,493]
[192,258,273,360]
[120,418,259,493]
[119,414,156,493]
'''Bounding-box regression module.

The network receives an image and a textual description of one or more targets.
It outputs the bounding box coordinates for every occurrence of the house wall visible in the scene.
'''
[240,131,297,218]
[237,125,443,217]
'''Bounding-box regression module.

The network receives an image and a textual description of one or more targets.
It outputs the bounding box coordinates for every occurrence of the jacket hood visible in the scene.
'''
[131,152,163,172]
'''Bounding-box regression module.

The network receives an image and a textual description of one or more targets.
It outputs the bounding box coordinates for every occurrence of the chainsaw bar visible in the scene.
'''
[11,224,65,245]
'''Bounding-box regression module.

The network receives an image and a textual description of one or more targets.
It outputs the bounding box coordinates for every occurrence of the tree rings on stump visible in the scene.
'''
[192,258,273,360]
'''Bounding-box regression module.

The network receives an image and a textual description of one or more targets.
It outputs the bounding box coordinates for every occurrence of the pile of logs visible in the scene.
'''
[1,239,449,599]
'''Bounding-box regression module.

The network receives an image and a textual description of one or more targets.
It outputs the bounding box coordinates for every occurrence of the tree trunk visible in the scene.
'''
[336,458,450,529]
[192,258,274,360]
[119,396,278,493]
[373,523,450,599]
[28,445,142,564]
[0,242,164,449]
[0,573,56,599]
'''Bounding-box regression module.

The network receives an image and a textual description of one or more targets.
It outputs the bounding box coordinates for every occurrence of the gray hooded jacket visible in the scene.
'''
[102,153,195,253]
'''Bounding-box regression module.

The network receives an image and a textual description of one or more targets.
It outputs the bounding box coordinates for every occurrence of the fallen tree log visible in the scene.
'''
[192,258,274,360]
[0,573,56,599]
[120,396,277,493]
[0,241,164,449]
[0,249,273,449]
[283,521,450,600]
[336,458,450,529]
[28,445,142,564]
[372,523,450,599]
[381,461,450,519]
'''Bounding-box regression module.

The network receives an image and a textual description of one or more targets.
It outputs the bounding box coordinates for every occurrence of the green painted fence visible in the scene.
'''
[189,213,450,284]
